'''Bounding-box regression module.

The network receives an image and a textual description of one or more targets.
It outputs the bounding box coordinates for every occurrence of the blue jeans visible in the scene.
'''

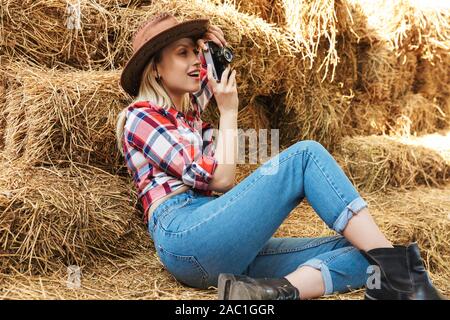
[148,140,370,295]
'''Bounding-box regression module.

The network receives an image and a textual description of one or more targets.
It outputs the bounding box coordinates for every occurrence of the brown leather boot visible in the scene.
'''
[217,273,300,300]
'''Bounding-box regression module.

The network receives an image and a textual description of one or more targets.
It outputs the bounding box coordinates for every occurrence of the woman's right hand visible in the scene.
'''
[206,64,238,115]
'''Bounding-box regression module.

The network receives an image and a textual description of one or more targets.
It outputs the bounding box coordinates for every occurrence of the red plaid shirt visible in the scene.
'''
[122,53,217,224]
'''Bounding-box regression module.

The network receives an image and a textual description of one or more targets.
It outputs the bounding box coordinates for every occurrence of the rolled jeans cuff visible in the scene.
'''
[297,258,333,295]
[333,196,368,234]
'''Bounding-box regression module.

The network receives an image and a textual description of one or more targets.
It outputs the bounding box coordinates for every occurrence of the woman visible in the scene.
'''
[116,13,446,300]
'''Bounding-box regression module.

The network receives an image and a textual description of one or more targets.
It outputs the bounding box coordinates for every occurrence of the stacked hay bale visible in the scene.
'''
[0,161,143,274]
[222,0,450,140]
[335,133,450,192]
[1,62,129,175]
[2,0,363,152]
[1,0,116,70]
[346,0,450,136]
[212,0,362,151]
[0,0,153,70]
[0,1,149,275]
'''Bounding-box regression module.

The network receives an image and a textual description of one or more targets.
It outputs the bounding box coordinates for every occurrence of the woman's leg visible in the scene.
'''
[342,207,392,251]
[154,140,374,289]
[242,235,370,299]
[283,206,394,298]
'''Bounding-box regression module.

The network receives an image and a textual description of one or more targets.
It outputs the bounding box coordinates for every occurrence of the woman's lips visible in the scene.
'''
[188,74,200,80]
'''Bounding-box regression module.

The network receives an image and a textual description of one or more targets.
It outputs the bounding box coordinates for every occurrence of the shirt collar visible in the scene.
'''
[133,100,192,120]
[167,105,184,119]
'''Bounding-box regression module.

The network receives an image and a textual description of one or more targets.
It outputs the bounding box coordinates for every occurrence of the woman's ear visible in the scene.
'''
[154,68,161,80]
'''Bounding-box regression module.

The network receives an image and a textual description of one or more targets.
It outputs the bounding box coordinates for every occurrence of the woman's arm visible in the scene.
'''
[205,62,238,193]
[208,111,238,192]
[196,24,238,193]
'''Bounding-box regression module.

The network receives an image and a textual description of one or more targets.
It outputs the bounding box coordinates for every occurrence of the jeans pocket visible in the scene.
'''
[158,197,193,232]
[157,245,208,289]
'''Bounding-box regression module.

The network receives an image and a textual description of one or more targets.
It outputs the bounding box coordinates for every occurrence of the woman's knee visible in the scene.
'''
[294,140,328,155]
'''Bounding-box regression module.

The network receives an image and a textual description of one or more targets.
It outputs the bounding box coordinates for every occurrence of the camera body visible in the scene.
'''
[203,40,233,82]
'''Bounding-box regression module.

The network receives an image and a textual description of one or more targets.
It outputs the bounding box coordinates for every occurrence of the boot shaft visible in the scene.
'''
[361,243,447,300]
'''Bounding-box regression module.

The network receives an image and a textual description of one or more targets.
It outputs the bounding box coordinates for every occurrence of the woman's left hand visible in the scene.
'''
[197,25,228,50]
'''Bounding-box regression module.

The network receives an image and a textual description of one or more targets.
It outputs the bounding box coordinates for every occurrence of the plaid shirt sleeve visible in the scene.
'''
[125,106,218,190]
[191,50,213,115]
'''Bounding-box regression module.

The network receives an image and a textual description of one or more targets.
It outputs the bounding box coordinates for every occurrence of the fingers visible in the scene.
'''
[209,27,227,46]
[209,25,224,37]
[227,68,237,88]
[206,64,217,88]
[198,25,227,50]
[220,65,231,84]
[203,32,224,48]
[197,38,207,51]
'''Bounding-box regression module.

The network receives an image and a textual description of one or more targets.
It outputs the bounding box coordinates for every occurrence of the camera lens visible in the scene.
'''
[223,48,233,62]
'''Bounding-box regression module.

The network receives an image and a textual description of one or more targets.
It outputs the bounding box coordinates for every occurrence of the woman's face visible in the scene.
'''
[156,37,202,95]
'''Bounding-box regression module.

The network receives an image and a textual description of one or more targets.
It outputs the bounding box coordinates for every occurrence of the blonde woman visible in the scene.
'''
[116,13,445,300]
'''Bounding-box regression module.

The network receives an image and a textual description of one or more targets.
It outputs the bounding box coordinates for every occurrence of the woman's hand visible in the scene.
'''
[196,25,228,50]
[207,64,238,115]
[198,25,238,115]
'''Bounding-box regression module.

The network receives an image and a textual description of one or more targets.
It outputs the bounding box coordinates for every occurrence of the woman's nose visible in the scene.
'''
[194,53,201,64]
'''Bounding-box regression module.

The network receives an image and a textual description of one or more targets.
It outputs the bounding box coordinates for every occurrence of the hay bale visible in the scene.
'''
[347,0,450,56]
[206,1,359,150]
[388,93,448,135]
[0,161,141,275]
[413,55,450,130]
[343,91,391,136]
[346,92,448,137]
[0,67,6,152]
[273,82,354,152]
[214,0,355,83]
[368,186,450,279]
[201,94,271,133]
[1,0,124,70]
[3,0,348,152]
[334,134,450,192]
[348,0,450,112]
[1,0,303,93]
[358,43,418,101]
[212,0,287,26]
[2,61,129,174]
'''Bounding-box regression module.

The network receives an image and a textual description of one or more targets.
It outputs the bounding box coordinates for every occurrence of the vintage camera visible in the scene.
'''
[203,40,234,82]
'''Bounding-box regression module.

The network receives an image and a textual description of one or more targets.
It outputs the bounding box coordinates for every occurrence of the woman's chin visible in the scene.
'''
[187,84,201,93]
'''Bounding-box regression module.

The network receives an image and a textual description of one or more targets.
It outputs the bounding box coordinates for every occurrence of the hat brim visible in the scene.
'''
[120,19,209,97]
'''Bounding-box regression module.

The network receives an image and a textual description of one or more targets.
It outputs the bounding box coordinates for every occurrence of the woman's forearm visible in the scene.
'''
[208,111,238,192]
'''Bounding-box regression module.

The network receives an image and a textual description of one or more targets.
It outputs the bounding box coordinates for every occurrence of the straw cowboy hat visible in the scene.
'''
[120,13,210,97]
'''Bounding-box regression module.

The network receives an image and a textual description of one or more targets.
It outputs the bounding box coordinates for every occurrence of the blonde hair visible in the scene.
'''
[116,50,192,156]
